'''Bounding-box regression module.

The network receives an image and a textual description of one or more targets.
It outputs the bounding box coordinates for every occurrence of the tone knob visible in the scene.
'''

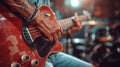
[31,59,39,66]
[21,54,30,62]
[11,62,21,67]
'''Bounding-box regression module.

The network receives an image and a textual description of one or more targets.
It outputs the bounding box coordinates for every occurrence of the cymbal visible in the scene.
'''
[85,20,109,26]
[99,35,114,42]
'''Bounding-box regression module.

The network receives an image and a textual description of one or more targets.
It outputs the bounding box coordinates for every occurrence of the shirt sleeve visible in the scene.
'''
[1,0,35,19]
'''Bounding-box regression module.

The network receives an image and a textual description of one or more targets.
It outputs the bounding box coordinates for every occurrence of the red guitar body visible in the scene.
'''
[0,4,63,67]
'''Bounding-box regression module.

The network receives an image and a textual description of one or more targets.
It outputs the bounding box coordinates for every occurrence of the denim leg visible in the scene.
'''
[45,61,54,67]
[45,52,92,67]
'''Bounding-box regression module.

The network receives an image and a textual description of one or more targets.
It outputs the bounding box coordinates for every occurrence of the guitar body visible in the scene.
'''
[0,4,62,67]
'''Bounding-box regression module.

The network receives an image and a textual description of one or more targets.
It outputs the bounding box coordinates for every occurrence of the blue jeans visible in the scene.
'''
[45,52,92,67]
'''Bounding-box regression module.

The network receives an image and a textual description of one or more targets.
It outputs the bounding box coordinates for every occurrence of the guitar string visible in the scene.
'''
[28,15,87,32]
[27,17,74,33]
[28,29,41,40]
[28,21,73,31]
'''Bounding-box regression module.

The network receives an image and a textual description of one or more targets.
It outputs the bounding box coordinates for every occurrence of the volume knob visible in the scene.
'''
[11,62,21,67]
[21,54,30,62]
[31,59,39,66]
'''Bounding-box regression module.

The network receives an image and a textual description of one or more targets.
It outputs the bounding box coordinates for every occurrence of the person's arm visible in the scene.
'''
[2,0,62,41]
[2,0,35,19]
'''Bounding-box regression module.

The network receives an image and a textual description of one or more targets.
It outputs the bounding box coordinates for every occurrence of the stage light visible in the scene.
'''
[73,38,85,44]
[65,0,82,9]
[73,38,80,44]
[70,0,80,7]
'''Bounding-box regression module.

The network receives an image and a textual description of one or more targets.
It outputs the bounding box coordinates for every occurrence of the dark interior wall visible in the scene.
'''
[51,0,117,19]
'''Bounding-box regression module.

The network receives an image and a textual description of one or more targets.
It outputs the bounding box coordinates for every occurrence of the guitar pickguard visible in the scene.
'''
[22,21,56,57]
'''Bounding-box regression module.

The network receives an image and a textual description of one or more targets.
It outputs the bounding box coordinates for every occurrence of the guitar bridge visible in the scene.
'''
[22,21,35,50]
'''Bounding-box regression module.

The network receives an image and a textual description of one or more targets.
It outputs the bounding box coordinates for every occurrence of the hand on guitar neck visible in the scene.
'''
[62,13,82,35]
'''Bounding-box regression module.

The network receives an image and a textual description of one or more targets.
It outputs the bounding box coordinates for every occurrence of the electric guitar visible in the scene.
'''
[0,4,89,67]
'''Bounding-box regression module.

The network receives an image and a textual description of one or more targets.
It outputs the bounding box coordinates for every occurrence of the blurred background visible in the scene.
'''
[50,0,120,67]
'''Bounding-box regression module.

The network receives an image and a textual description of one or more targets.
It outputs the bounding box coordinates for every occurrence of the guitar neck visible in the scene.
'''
[58,15,89,30]
[58,17,74,30]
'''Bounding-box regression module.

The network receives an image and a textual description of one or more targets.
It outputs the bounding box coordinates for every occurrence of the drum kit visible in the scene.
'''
[71,20,120,66]
[83,21,120,66]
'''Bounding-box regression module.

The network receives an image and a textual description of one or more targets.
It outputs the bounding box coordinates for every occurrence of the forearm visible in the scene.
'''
[2,0,35,19]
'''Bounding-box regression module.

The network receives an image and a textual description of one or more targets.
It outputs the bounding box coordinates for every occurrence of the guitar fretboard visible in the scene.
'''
[58,15,89,30]
[58,17,74,30]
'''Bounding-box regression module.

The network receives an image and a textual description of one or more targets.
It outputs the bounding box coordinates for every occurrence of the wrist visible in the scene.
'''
[26,4,39,22]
